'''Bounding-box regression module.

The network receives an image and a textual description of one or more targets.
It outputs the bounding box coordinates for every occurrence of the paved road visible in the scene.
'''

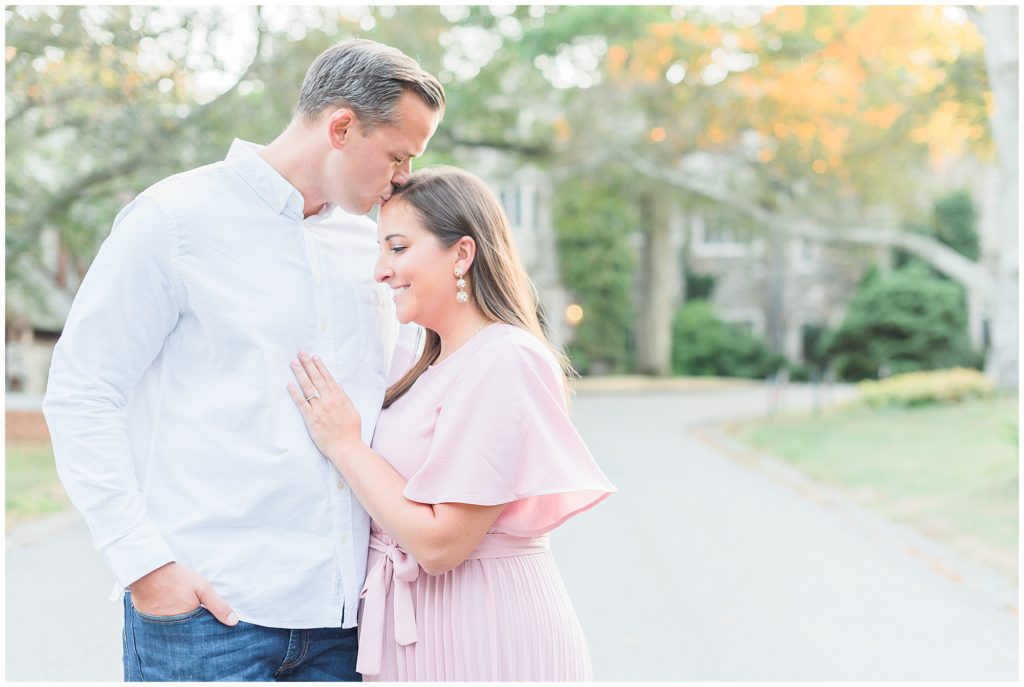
[556,384,1018,681]
[6,384,1018,681]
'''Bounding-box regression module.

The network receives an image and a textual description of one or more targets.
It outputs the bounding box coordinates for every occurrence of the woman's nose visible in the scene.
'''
[374,255,392,284]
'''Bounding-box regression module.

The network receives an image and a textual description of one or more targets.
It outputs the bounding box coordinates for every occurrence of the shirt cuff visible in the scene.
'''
[99,521,176,588]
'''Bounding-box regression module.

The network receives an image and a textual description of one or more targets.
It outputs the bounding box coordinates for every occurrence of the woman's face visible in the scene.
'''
[374,199,460,327]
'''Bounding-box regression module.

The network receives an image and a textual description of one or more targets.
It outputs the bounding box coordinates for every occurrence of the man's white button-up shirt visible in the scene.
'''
[43,139,412,629]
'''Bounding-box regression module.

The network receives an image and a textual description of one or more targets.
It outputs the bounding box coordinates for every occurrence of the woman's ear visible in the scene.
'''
[453,236,477,275]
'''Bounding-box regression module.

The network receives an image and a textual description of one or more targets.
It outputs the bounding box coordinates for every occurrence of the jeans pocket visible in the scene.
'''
[132,604,208,624]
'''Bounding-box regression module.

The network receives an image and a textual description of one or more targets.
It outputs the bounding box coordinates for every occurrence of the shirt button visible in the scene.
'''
[340,533,349,544]
[336,479,346,490]
[319,321,326,332]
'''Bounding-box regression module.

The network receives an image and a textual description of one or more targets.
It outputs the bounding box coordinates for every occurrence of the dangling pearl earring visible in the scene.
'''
[455,268,468,303]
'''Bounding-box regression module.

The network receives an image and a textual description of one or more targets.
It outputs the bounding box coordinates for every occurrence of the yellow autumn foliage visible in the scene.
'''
[910,101,980,169]
[552,117,571,141]
[605,44,628,75]
[706,122,727,144]
[648,22,674,39]
[862,103,906,130]
[764,6,806,32]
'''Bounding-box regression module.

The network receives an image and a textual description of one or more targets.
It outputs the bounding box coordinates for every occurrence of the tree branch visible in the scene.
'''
[34,7,269,232]
[628,157,994,299]
[434,128,552,157]
[35,155,147,231]
[962,5,983,25]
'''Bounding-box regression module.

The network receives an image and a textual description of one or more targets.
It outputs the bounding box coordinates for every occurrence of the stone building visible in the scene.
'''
[6,226,79,394]
[685,211,876,363]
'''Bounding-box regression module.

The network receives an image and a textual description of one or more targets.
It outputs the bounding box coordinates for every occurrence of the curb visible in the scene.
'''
[693,422,1019,615]
[571,375,760,393]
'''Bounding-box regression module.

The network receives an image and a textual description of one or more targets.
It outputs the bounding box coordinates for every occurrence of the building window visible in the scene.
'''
[704,222,750,245]
[693,214,754,257]
[499,185,522,227]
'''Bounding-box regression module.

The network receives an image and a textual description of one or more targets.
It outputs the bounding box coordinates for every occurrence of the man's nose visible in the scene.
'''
[392,159,413,186]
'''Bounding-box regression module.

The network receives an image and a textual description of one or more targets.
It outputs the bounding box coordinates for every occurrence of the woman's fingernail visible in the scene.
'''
[227,612,238,625]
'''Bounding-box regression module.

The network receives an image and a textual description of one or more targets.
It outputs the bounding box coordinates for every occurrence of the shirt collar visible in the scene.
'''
[224,138,330,221]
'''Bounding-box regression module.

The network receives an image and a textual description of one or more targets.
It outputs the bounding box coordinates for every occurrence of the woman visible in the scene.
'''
[287,166,615,681]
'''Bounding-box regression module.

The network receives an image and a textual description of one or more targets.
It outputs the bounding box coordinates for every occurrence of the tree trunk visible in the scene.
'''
[765,221,786,353]
[634,193,676,375]
[973,6,1019,389]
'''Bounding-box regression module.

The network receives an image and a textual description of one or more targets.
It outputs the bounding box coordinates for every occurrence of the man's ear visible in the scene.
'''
[326,107,359,150]
[454,236,477,274]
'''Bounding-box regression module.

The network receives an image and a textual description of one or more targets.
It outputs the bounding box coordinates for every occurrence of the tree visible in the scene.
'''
[824,263,979,380]
[515,6,993,377]
[5,6,274,321]
[553,176,635,374]
[966,5,1018,389]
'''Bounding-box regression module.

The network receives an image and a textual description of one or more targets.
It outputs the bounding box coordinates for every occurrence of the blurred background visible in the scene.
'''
[5,4,1019,681]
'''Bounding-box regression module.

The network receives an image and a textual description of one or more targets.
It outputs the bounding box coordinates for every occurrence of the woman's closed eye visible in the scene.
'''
[390,245,406,254]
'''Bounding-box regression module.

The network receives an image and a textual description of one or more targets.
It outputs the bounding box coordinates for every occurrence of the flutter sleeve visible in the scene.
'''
[402,335,615,536]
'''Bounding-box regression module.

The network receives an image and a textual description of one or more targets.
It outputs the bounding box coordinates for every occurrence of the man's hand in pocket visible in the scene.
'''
[129,561,238,625]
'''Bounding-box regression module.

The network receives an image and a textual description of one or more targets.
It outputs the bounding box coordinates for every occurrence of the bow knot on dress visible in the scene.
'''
[356,532,420,676]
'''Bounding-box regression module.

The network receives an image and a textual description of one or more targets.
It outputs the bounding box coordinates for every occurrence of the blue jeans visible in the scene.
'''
[122,592,359,681]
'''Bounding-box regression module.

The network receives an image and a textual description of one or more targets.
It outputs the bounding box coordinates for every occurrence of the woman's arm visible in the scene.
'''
[289,353,504,575]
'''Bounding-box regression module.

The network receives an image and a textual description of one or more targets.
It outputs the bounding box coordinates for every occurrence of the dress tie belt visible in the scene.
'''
[356,529,550,677]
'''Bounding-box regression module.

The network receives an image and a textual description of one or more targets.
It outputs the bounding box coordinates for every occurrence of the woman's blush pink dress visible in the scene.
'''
[357,323,615,681]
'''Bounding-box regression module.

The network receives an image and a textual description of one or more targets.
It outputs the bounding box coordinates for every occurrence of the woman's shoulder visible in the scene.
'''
[450,323,564,395]
[472,324,560,370]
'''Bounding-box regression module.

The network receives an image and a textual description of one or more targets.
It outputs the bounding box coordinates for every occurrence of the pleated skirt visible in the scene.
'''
[358,548,593,681]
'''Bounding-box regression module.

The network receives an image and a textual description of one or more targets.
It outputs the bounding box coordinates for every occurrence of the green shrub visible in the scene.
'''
[554,177,636,374]
[933,189,980,261]
[786,361,811,382]
[858,368,995,408]
[824,263,979,381]
[896,189,980,272]
[671,301,784,378]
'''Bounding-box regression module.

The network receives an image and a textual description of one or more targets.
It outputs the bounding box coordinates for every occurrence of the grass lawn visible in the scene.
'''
[5,442,71,530]
[726,394,1018,580]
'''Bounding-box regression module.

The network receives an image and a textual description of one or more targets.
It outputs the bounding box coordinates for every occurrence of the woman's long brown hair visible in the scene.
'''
[382,166,574,408]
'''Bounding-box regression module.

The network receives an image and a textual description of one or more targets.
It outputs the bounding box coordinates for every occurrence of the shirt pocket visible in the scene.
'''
[354,285,399,375]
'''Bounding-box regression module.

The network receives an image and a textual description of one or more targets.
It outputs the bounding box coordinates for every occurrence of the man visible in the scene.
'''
[42,38,444,681]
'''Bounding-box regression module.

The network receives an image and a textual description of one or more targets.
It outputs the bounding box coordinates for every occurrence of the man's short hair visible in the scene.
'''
[296,38,445,129]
